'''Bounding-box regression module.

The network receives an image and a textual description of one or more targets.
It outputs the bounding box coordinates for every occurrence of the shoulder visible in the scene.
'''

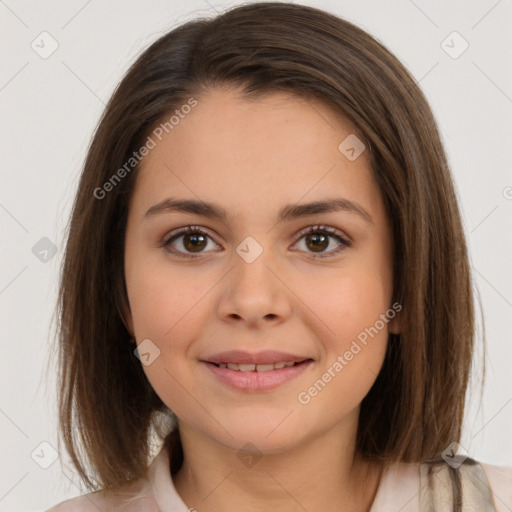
[45,444,180,512]
[480,461,512,512]
[45,477,160,512]
[419,457,512,512]
[370,461,421,511]
[45,491,102,512]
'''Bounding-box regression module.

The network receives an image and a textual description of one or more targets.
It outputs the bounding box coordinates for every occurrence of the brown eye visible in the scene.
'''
[305,232,329,252]
[182,232,207,252]
[293,225,351,259]
[162,224,350,260]
[163,226,219,258]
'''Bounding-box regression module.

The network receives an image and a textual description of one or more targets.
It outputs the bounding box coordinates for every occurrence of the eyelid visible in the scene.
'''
[290,224,351,259]
[162,225,221,257]
[294,224,351,244]
[162,224,351,258]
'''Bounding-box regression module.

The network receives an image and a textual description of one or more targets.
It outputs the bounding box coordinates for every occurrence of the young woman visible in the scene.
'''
[47,3,512,511]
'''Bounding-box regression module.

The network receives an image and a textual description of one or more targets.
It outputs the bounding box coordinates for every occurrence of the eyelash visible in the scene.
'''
[161,224,351,259]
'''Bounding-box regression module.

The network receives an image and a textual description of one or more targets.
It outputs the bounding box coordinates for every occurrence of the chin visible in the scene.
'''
[207,413,307,455]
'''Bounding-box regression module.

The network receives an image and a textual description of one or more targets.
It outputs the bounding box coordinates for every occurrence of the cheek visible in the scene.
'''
[126,261,210,416]
[126,254,209,340]
[295,269,390,415]
[298,263,391,406]
[306,264,392,345]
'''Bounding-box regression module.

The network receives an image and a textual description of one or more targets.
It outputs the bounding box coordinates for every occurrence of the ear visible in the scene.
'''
[387,310,401,335]
[119,296,135,340]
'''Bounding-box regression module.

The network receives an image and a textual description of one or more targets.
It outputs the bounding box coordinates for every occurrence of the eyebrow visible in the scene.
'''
[144,197,374,225]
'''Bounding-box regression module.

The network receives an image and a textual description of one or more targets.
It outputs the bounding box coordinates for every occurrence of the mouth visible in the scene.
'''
[201,358,314,391]
[207,360,309,372]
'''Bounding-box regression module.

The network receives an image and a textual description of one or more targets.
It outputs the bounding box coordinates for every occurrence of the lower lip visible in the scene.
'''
[201,360,314,391]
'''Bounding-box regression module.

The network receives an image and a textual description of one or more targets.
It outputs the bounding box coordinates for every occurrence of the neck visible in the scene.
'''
[172,419,383,512]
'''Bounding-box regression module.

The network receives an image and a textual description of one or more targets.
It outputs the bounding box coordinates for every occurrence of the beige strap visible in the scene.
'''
[419,457,499,511]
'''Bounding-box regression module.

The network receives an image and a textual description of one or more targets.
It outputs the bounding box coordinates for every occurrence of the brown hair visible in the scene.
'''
[48,0,485,499]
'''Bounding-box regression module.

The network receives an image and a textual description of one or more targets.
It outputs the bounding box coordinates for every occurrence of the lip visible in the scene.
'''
[203,350,311,365]
[201,358,314,392]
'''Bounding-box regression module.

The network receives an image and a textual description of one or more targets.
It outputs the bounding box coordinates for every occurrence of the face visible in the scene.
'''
[123,87,400,454]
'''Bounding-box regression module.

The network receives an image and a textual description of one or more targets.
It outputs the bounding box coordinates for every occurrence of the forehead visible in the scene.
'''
[130,87,381,223]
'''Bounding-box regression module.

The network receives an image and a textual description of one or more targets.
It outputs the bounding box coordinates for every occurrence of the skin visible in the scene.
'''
[123,86,401,512]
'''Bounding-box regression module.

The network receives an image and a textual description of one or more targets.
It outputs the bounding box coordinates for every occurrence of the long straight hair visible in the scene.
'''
[48,1,484,503]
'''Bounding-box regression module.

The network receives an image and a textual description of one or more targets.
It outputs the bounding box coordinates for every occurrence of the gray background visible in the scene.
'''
[1,0,511,510]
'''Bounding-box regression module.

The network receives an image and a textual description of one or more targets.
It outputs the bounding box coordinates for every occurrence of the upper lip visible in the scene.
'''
[203,350,312,365]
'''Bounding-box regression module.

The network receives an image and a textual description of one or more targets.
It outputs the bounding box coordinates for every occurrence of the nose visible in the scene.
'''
[216,244,292,328]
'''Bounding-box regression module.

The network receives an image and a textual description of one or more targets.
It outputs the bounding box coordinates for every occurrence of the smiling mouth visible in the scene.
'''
[203,358,314,391]
[207,360,312,372]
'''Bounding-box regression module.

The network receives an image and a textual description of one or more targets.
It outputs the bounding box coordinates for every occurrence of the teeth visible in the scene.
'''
[255,364,274,372]
[217,361,300,371]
